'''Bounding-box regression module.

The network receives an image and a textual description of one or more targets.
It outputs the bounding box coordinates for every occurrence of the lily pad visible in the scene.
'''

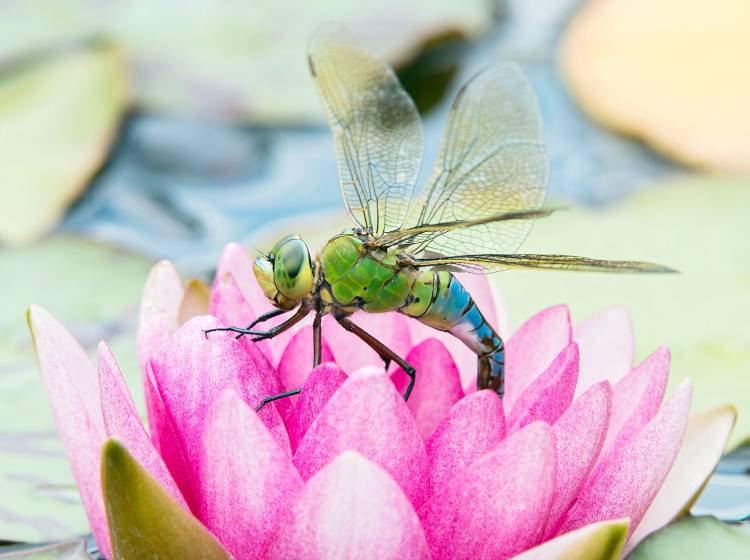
[627,516,750,559]
[0,0,492,124]
[0,237,151,543]
[0,539,91,559]
[102,439,229,560]
[493,176,750,448]
[0,41,128,245]
[560,0,750,172]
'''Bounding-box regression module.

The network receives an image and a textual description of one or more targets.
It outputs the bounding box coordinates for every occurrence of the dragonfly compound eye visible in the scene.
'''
[273,236,313,301]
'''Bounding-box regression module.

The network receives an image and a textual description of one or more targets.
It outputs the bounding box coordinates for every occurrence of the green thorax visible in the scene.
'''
[319,234,417,313]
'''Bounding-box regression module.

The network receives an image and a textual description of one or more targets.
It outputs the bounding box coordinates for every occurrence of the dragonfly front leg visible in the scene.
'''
[255,311,323,412]
[336,317,416,401]
[231,308,289,339]
[204,304,311,341]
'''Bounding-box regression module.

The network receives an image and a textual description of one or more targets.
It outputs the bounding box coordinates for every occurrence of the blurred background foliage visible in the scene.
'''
[0,0,748,550]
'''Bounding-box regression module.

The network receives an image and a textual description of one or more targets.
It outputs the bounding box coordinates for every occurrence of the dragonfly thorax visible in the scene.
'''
[253,235,314,310]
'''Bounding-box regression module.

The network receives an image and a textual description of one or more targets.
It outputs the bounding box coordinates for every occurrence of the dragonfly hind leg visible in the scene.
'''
[336,317,416,401]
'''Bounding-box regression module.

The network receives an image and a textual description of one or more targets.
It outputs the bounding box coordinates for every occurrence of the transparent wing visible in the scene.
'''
[405,63,548,262]
[308,27,424,235]
[401,254,677,274]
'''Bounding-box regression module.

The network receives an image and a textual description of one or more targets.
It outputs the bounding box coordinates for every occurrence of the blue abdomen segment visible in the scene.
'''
[411,271,505,395]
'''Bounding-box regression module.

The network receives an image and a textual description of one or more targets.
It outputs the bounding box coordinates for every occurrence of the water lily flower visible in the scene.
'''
[27,242,734,559]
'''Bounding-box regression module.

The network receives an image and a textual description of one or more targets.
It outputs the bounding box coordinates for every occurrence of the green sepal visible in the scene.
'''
[101,438,229,560]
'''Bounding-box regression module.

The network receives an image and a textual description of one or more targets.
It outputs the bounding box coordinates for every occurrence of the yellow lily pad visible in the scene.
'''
[560,0,750,172]
[493,176,750,448]
[0,41,128,245]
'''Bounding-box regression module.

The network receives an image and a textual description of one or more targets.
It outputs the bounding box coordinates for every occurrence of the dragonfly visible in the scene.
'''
[206,29,674,410]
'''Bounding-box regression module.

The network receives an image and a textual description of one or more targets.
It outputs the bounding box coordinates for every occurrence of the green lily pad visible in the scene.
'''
[0,539,90,559]
[102,439,229,560]
[0,41,127,245]
[627,516,750,559]
[492,176,750,448]
[0,0,490,123]
[0,237,152,543]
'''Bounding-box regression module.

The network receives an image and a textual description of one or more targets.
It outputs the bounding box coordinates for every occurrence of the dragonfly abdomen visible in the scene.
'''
[401,270,505,395]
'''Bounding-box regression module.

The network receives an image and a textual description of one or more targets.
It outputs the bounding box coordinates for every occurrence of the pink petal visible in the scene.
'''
[626,404,736,552]
[198,391,303,559]
[98,342,187,509]
[419,423,557,560]
[137,260,184,370]
[599,346,670,460]
[208,272,290,419]
[264,452,430,560]
[286,363,348,453]
[28,306,110,558]
[507,342,579,433]
[213,243,308,366]
[426,390,506,496]
[149,315,289,510]
[294,367,429,507]
[504,305,572,411]
[544,381,612,539]
[392,338,464,440]
[573,306,634,395]
[277,326,335,401]
[137,262,184,441]
[559,380,693,536]
[323,312,412,374]
[408,273,509,389]
[144,363,185,484]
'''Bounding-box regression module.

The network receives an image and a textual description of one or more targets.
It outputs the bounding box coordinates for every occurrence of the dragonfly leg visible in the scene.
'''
[313,311,322,367]
[204,304,311,341]
[253,311,324,411]
[256,388,302,412]
[231,308,289,339]
[336,317,415,401]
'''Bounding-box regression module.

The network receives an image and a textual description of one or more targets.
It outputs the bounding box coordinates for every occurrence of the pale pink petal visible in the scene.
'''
[277,326,335,402]
[137,262,185,440]
[392,338,464,440]
[198,391,303,559]
[213,243,309,366]
[426,390,506,496]
[28,305,110,558]
[323,312,412,374]
[149,315,289,510]
[599,346,670,460]
[286,363,348,453]
[98,342,187,509]
[507,342,579,433]
[408,273,509,389]
[294,368,429,506]
[419,423,557,560]
[626,404,736,553]
[264,452,430,560]
[544,381,612,539]
[559,380,693,536]
[504,304,572,411]
[573,306,634,395]
[137,260,184,370]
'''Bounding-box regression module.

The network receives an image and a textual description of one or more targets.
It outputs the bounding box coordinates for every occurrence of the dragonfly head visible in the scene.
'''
[253,235,314,310]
